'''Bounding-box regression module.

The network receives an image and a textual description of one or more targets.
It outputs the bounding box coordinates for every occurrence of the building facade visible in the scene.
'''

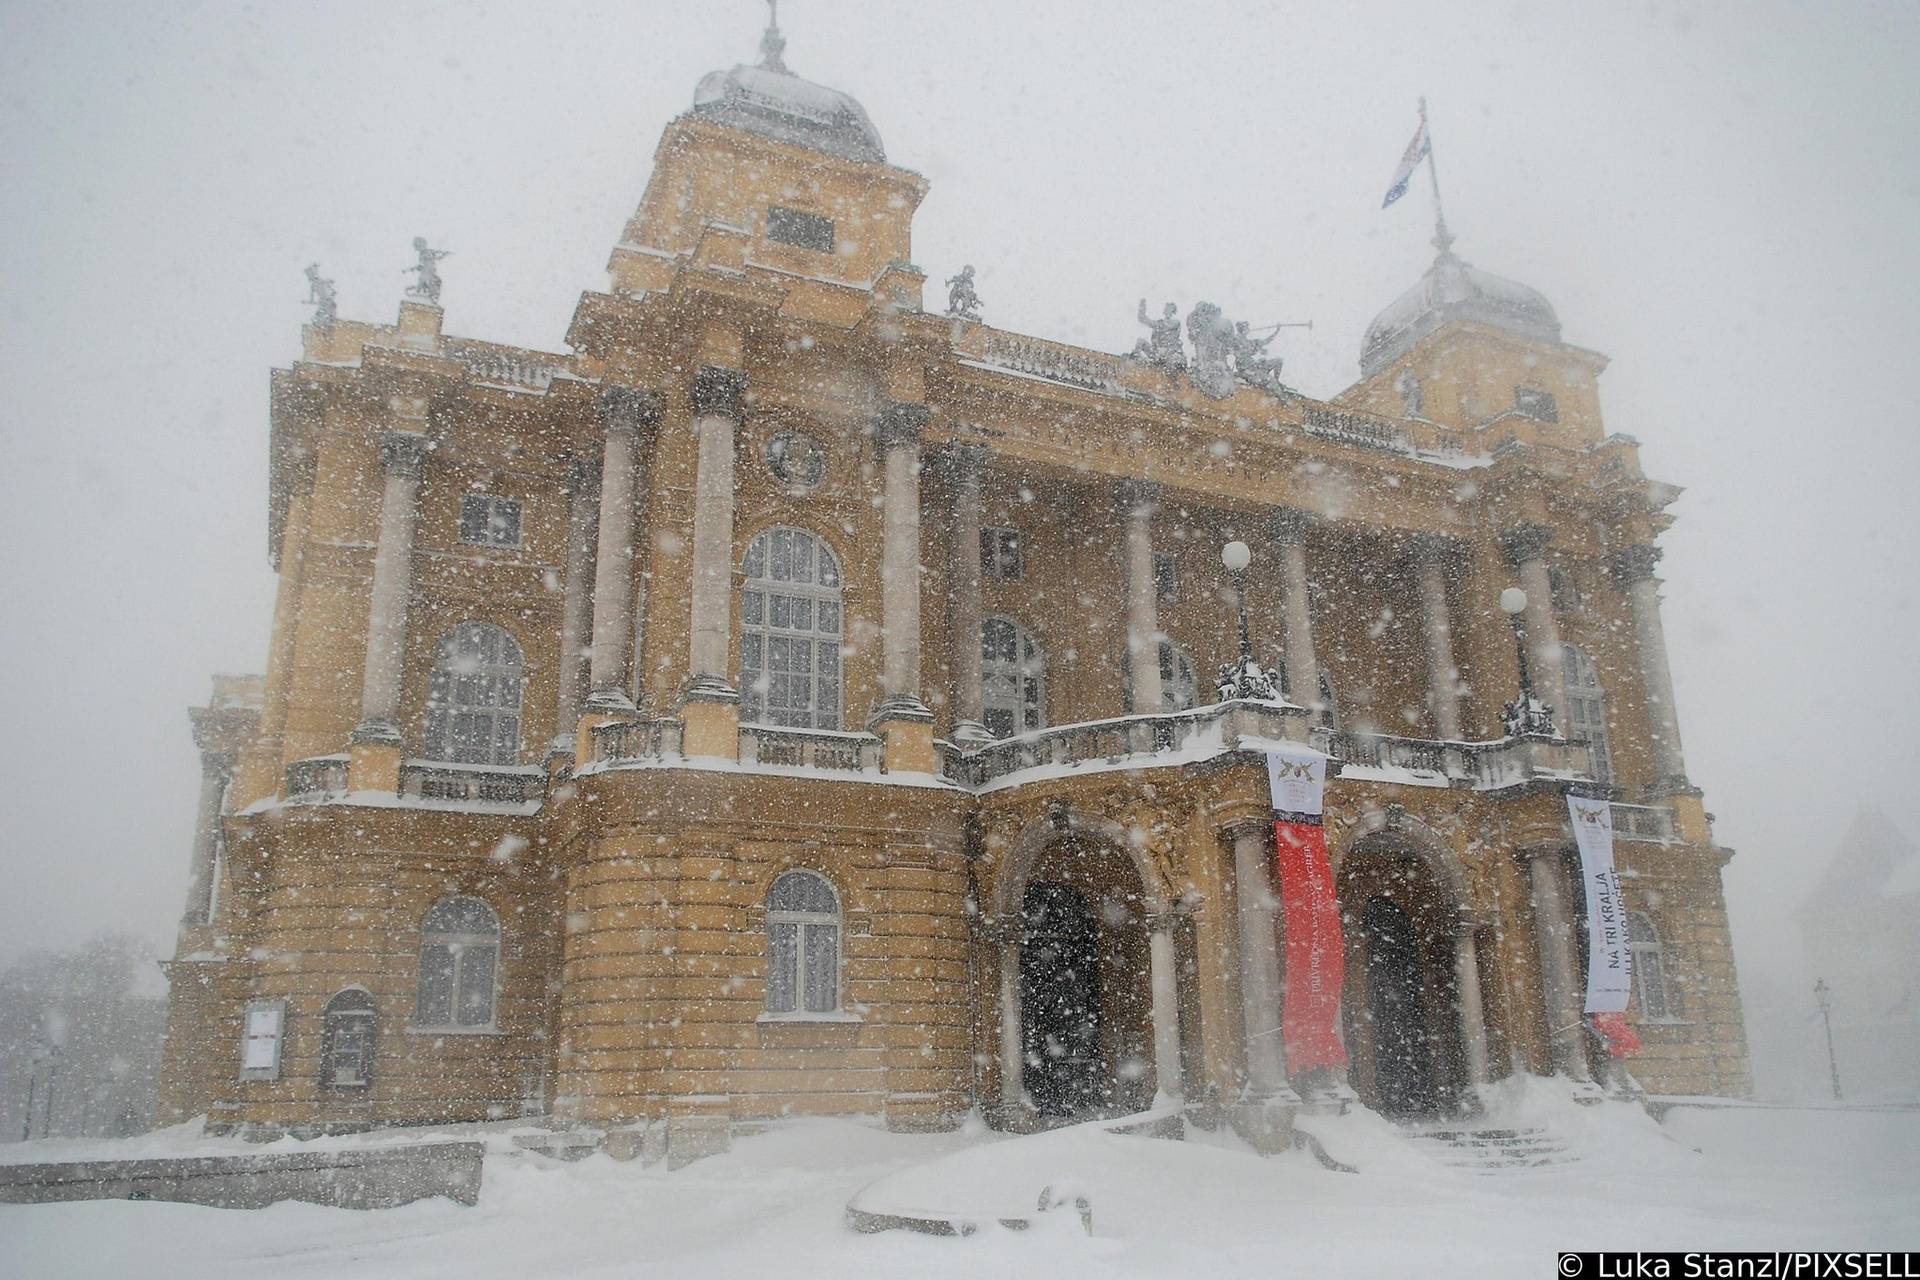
[157,23,1751,1149]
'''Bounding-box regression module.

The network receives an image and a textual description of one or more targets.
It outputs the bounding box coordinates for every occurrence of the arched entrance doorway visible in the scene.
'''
[1337,838,1473,1120]
[1012,830,1158,1120]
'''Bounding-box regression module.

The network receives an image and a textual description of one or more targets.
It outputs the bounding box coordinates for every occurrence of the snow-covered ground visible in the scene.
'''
[3,1083,1916,1279]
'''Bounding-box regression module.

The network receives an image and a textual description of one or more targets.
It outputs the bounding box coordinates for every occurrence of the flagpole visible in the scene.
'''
[1420,97,1454,253]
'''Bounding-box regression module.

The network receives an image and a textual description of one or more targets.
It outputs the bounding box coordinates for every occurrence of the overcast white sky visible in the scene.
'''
[2,0,1916,1093]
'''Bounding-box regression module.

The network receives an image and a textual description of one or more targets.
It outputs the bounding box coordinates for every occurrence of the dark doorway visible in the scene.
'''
[1362,897,1439,1118]
[1021,881,1103,1116]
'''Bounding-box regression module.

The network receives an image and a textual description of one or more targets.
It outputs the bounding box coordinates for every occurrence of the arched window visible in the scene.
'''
[1629,912,1677,1021]
[765,870,841,1015]
[741,527,843,730]
[415,896,500,1030]
[1561,645,1612,781]
[320,988,377,1090]
[1124,640,1201,713]
[424,623,525,765]
[982,616,1046,738]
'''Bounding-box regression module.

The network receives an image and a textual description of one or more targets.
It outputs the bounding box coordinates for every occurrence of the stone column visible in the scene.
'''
[999,930,1025,1119]
[1613,543,1690,791]
[551,454,601,757]
[1500,524,1568,730]
[350,428,430,753]
[1452,922,1492,1087]
[1271,508,1321,723]
[944,444,990,745]
[180,749,235,926]
[1523,848,1592,1082]
[1148,909,1184,1101]
[1414,536,1463,742]
[585,389,659,714]
[1120,480,1164,713]
[872,404,935,771]
[683,366,747,758]
[1229,821,1291,1098]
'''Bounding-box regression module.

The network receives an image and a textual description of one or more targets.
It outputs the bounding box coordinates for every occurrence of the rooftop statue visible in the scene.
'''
[303,263,337,330]
[945,265,983,321]
[1130,300,1186,373]
[1230,320,1285,394]
[405,237,451,304]
[1186,301,1236,397]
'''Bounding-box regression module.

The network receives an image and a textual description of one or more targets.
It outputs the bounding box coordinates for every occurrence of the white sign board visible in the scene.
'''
[240,1000,286,1079]
[1568,796,1632,1014]
[1265,742,1327,818]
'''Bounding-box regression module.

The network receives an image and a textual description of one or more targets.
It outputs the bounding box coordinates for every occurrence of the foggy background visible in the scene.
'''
[2,0,1914,1099]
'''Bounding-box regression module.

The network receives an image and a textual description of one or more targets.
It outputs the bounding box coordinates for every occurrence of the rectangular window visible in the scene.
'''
[1153,552,1180,604]
[459,494,522,548]
[1514,386,1559,422]
[767,206,835,253]
[981,527,1024,581]
[239,999,286,1082]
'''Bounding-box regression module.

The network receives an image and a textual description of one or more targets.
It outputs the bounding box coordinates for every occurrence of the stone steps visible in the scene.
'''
[1402,1124,1580,1173]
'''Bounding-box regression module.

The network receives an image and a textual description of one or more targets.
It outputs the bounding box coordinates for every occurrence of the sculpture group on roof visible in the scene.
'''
[1132,298,1296,398]
[945,265,983,321]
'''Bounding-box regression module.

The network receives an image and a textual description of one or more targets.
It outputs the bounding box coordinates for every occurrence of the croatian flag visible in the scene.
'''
[1382,118,1430,208]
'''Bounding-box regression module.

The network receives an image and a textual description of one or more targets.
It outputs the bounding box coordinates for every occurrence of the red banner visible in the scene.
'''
[1274,819,1348,1073]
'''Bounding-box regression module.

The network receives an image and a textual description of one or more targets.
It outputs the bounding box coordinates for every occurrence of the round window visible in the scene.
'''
[766,431,828,492]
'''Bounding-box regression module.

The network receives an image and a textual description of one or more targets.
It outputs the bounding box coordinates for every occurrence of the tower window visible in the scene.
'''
[768,206,835,254]
[459,494,522,549]
[1515,386,1559,422]
[981,527,1024,581]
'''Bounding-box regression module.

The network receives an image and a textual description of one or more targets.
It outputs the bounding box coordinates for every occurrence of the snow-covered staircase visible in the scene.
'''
[1402,1124,1579,1173]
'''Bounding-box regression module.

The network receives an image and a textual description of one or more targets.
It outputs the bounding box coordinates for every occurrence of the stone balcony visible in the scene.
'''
[281,755,545,809]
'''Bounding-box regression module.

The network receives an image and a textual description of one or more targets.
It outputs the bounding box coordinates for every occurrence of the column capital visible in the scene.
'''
[599,385,662,436]
[377,430,430,478]
[1513,840,1573,867]
[691,365,748,419]
[876,401,931,448]
[1500,523,1554,567]
[1269,506,1312,546]
[1115,478,1161,515]
[1610,542,1663,585]
[1221,815,1275,845]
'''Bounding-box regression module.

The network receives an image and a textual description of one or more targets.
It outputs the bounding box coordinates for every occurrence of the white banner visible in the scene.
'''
[1568,796,1632,1014]
[1265,742,1327,817]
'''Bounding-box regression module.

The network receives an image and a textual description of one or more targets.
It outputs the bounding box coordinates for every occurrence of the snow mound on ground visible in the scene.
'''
[1292,1100,1449,1176]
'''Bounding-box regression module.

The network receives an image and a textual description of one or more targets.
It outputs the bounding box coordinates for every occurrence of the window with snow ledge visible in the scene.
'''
[764,870,842,1016]
[767,206,835,254]
[1514,386,1559,422]
[414,896,500,1031]
[741,526,843,730]
[1629,911,1682,1022]
[320,988,377,1090]
[981,615,1046,737]
[1561,644,1612,782]
[424,623,526,766]
[980,526,1024,582]
[459,493,522,549]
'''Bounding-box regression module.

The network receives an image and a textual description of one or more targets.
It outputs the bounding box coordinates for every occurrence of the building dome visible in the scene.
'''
[690,20,886,164]
[1360,246,1560,376]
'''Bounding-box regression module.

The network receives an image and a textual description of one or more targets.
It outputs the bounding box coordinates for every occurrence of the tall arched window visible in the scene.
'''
[1628,911,1677,1021]
[765,870,841,1015]
[320,988,377,1090]
[1561,644,1612,781]
[424,623,525,765]
[415,896,500,1030]
[741,527,843,730]
[982,616,1046,738]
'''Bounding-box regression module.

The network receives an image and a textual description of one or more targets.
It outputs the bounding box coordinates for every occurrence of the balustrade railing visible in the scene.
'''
[589,717,681,763]
[738,726,882,772]
[285,754,349,799]
[1300,404,1408,454]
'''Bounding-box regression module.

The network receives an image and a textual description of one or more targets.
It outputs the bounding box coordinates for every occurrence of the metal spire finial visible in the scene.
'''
[1420,97,1455,256]
[758,0,789,73]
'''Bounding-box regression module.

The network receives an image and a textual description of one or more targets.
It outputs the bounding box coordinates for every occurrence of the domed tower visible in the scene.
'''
[1342,227,1608,449]
[599,12,927,304]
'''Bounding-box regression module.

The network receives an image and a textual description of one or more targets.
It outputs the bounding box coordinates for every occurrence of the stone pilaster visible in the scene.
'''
[1612,543,1693,794]
[1452,922,1492,1087]
[585,388,659,715]
[942,444,990,745]
[551,454,601,761]
[1501,523,1569,732]
[180,749,235,927]
[1228,820,1293,1099]
[1520,844,1592,1082]
[1147,907,1184,1101]
[1271,508,1320,730]
[1413,535,1464,742]
[1119,480,1164,713]
[348,425,429,792]
[682,366,747,759]
[871,403,934,771]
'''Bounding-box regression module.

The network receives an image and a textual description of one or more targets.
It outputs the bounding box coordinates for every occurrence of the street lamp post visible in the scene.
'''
[1499,586,1553,737]
[1223,540,1253,682]
[1814,978,1843,1101]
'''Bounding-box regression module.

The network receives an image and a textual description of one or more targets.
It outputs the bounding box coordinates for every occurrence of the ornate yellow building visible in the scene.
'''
[158,21,1751,1155]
